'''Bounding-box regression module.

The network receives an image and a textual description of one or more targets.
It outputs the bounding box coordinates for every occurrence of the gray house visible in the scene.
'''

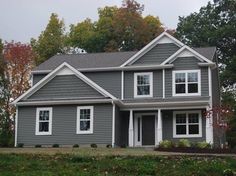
[13,32,220,147]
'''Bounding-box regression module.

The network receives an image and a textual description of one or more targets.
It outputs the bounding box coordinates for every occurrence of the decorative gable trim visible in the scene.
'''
[13,62,117,105]
[160,46,214,65]
[120,31,184,67]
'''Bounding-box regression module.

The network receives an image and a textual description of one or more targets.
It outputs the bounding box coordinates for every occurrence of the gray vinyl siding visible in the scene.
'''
[124,70,163,99]
[33,74,47,85]
[162,110,206,142]
[17,104,112,146]
[28,75,104,100]
[165,57,209,98]
[84,72,121,99]
[132,43,179,65]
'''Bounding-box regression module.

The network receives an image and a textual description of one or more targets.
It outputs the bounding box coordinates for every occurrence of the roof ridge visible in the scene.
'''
[57,50,138,56]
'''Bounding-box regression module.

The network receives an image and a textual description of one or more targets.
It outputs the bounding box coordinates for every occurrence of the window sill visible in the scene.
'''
[173,134,202,138]
[76,131,93,135]
[173,93,201,97]
[35,133,52,136]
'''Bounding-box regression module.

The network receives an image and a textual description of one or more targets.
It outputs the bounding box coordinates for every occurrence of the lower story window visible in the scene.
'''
[173,111,202,138]
[36,107,52,135]
[77,106,94,134]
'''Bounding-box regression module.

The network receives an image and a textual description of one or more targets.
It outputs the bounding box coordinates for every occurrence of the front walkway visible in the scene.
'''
[0,148,235,157]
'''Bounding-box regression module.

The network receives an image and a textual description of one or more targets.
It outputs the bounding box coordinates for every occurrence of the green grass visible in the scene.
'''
[0,153,235,176]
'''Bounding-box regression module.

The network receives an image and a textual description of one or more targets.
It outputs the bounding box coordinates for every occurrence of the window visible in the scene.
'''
[173,70,201,96]
[77,106,94,134]
[134,72,153,98]
[36,108,52,135]
[173,111,202,138]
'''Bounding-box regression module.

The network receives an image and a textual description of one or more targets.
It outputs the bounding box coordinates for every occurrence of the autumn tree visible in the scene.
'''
[31,13,65,65]
[68,0,164,52]
[0,42,35,146]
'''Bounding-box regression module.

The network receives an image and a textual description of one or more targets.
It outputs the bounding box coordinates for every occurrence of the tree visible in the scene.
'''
[175,0,236,88]
[68,0,164,52]
[0,42,35,146]
[144,15,164,41]
[31,13,65,65]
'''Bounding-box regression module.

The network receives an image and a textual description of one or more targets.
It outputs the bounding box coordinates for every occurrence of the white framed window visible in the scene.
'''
[173,110,202,138]
[77,106,94,134]
[35,107,52,135]
[172,70,201,96]
[134,72,153,98]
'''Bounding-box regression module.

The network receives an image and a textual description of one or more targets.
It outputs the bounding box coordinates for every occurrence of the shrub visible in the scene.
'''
[177,139,191,148]
[35,144,42,148]
[159,140,174,148]
[17,143,24,148]
[73,144,79,148]
[90,143,97,148]
[223,169,234,176]
[52,144,59,148]
[196,141,211,149]
[106,144,112,148]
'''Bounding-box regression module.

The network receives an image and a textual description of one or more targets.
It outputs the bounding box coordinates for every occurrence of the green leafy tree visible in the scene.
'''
[31,13,65,65]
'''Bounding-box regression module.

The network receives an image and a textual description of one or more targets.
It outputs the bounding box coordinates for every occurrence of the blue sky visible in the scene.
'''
[0,0,212,43]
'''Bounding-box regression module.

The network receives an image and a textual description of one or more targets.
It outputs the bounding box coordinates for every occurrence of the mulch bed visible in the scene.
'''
[155,147,236,154]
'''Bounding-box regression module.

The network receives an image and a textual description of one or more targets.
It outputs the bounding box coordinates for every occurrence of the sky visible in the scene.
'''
[0,0,212,43]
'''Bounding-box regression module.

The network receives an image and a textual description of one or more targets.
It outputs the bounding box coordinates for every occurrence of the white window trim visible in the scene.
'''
[76,106,94,134]
[134,72,153,98]
[35,107,52,135]
[173,110,202,138]
[172,70,201,96]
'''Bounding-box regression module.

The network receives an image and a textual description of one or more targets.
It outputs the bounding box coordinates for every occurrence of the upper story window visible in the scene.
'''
[77,106,94,134]
[173,70,201,96]
[173,111,202,138]
[134,72,153,98]
[36,107,52,135]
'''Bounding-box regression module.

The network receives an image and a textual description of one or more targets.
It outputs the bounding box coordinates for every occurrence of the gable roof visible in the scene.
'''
[34,51,137,72]
[13,62,117,104]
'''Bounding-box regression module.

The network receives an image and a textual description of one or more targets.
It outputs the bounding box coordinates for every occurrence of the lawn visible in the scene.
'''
[0,148,236,176]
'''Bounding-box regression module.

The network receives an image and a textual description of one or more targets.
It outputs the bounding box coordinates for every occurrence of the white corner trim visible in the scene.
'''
[157,109,163,145]
[121,71,124,100]
[14,107,18,147]
[134,72,153,98]
[173,110,202,138]
[76,106,94,134]
[162,69,165,98]
[35,107,53,136]
[112,102,115,147]
[120,31,184,67]
[161,46,214,65]
[12,62,117,105]
[172,70,201,97]
[208,67,212,102]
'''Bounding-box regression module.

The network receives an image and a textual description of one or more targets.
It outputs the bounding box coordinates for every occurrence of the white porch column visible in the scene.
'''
[157,109,163,145]
[206,106,214,144]
[128,110,134,147]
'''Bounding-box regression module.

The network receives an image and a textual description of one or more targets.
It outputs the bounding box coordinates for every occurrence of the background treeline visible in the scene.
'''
[0,0,235,147]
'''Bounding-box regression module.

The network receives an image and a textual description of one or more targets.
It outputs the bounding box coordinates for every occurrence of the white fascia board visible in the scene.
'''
[161,46,214,65]
[120,32,184,67]
[16,99,115,106]
[32,64,174,74]
[13,62,117,105]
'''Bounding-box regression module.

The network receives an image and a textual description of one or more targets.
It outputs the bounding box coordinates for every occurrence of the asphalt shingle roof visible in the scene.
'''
[34,47,216,71]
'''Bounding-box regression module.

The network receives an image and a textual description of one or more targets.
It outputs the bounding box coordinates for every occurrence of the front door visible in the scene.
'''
[134,113,156,146]
[142,115,155,145]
